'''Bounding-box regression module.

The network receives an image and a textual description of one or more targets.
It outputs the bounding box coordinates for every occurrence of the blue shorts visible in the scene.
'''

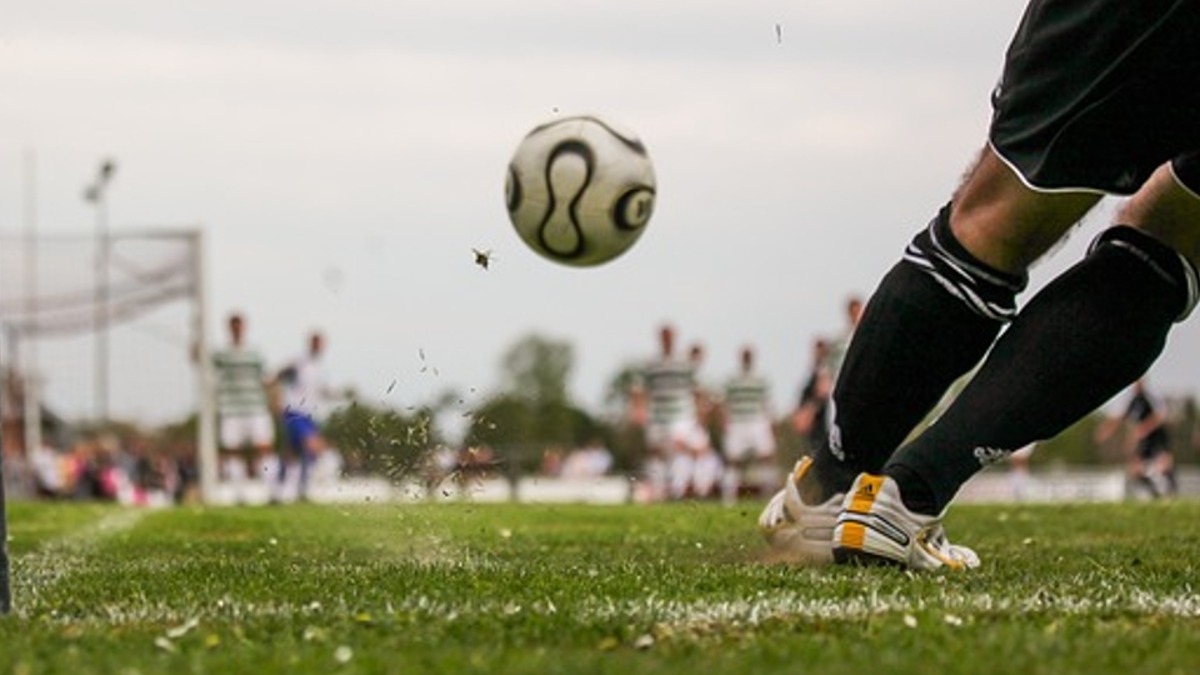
[283,409,320,454]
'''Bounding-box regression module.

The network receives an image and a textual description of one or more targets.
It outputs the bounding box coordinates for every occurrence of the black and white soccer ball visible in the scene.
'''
[505,115,656,267]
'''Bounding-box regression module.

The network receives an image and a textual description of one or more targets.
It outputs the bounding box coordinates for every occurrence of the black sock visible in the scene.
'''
[1139,473,1163,499]
[886,226,1195,514]
[1162,465,1179,496]
[884,463,940,514]
[806,204,1023,502]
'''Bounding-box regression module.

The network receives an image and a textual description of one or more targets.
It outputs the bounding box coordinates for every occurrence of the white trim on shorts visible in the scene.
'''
[989,140,1114,197]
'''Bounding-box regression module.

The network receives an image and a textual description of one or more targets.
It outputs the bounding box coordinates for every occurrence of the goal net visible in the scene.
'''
[0,228,217,502]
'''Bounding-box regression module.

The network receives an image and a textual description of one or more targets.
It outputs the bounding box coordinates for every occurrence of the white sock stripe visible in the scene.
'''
[916,265,1014,322]
[927,222,1025,291]
[960,286,1010,322]
[1105,239,1198,321]
[907,244,983,290]
[905,234,1017,322]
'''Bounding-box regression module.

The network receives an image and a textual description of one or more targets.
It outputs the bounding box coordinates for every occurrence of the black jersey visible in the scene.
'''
[1125,390,1171,459]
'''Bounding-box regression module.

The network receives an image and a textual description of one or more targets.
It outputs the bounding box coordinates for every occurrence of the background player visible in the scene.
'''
[212,312,275,503]
[1096,378,1178,499]
[719,345,778,504]
[274,330,333,502]
[628,324,698,501]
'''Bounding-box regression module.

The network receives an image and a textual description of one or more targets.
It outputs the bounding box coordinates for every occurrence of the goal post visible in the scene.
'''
[0,227,217,505]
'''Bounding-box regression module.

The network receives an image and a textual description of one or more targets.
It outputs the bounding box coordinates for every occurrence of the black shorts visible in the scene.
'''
[1137,438,1171,461]
[990,0,1200,195]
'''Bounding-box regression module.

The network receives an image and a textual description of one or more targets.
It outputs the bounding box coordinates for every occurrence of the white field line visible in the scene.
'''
[9,508,1198,629]
[12,583,1200,628]
[11,509,148,616]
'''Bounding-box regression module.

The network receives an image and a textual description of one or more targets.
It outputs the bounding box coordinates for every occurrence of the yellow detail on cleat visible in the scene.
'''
[791,456,813,483]
[849,474,884,513]
[840,521,866,550]
[916,530,967,570]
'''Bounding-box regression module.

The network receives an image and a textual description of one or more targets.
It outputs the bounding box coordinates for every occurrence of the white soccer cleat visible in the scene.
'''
[832,473,979,571]
[758,457,842,564]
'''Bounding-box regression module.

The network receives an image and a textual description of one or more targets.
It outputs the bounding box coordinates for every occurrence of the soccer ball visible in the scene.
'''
[505,115,656,267]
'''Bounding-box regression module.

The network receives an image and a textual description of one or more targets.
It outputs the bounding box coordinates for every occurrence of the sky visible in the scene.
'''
[4,0,1199,436]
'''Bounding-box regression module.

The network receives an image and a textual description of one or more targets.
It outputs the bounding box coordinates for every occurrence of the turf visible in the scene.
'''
[2,498,1199,674]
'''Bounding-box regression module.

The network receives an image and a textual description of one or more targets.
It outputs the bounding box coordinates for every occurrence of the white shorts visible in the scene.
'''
[220,412,275,451]
[723,419,776,462]
[646,419,702,455]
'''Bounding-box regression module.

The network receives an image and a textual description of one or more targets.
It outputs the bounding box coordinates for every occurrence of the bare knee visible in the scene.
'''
[950,147,1100,274]
[1117,162,1200,267]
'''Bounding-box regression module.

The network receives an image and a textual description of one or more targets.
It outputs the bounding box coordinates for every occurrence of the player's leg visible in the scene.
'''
[882,159,1200,518]
[802,148,1097,504]
[1157,449,1179,497]
[219,417,255,504]
[218,417,238,482]
[1125,451,1153,499]
[750,421,780,496]
[1119,155,1200,264]
[763,148,1092,564]
[719,425,748,505]
[829,0,1200,568]
[297,421,326,501]
[1137,445,1166,499]
[692,449,722,500]
[949,150,1100,271]
[274,410,306,503]
[249,412,276,496]
[668,451,693,500]
[641,426,670,502]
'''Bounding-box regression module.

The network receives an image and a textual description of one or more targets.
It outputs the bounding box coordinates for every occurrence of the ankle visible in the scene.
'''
[802,452,856,504]
[884,464,941,516]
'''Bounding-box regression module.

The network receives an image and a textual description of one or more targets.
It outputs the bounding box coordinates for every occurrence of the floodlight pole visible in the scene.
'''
[85,159,116,425]
[24,149,42,474]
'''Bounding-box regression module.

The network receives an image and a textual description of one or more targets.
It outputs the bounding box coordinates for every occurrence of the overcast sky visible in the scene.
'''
[4,1,1198,434]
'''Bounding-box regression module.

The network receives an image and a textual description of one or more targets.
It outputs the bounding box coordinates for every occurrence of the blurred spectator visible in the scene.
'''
[29,443,67,499]
[540,446,565,477]
[793,338,833,453]
[457,445,497,487]
[69,439,121,501]
[561,439,614,479]
[1008,442,1036,501]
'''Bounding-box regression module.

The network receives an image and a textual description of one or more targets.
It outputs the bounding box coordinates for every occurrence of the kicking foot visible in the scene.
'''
[832,473,979,570]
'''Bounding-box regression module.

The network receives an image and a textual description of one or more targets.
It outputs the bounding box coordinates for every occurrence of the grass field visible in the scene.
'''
[2,498,1199,674]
